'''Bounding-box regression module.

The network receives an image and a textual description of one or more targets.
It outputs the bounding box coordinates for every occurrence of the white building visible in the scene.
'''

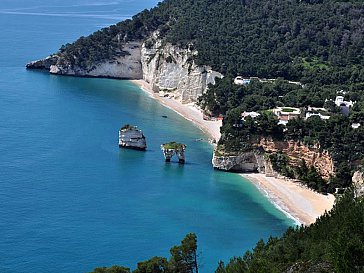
[334,96,355,116]
[234,76,251,85]
[241,111,261,120]
[335,96,354,108]
[273,107,301,126]
[305,106,331,120]
[352,123,361,129]
[305,112,331,120]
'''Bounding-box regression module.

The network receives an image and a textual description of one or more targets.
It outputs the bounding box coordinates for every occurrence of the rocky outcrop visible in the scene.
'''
[352,170,364,197]
[258,138,334,179]
[141,35,222,103]
[26,32,222,102]
[285,261,334,273]
[26,55,59,70]
[212,151,266,173]
[161,142,186,163]
[49,41,143,79]
[212,139,335,179]
[119,125,147,150]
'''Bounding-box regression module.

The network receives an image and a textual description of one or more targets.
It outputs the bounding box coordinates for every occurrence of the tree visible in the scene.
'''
[91,265,130,273]
[169,233,199,273]
[134,257,169,273]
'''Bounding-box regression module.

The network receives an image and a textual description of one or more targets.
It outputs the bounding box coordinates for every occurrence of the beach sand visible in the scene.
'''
[130,79,335,226]
[241,174,335,225]
[131,80,222,142]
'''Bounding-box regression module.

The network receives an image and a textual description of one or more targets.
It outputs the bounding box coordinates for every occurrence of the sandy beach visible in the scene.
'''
[130,80,222,142]
[130,79,335,226]
[241,173,335,225]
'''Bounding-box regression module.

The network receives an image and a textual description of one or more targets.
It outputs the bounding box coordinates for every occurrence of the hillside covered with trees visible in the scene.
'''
[59,0,364,85]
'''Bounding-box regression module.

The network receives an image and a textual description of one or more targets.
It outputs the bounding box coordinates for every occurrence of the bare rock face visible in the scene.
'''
[285,261,334,273]
[161,142,186,163]
[258,138,335,180]
[50,42,143,79]
[26,55,58,70]
[141,34,223,103]
[352,171,364,197]
[212,138,335,179]
[212,151,266,173]
[118,125,147,150]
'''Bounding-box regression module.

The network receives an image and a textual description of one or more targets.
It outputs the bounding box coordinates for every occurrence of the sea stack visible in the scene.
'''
[161,142,186,163]
[119,124,147,150]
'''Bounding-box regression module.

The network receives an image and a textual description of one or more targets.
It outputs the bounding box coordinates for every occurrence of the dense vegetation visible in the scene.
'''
[57,3,171,68]
[165,0,364,84]
[59,0,364,84]
[162,142,186,150]
[90,193,364,273]
[216,192,364,273]
[90,233,198,273]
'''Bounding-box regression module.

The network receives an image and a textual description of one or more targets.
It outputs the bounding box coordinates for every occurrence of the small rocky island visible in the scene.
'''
[161,142,186,163]
[119,124,147,150]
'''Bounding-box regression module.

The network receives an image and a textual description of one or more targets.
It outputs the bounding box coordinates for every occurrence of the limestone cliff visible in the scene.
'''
[352,170,364,197]
[212,151,266,173]
[141,34,222,103]
[212,138,335,180]
[258,139,334,180]
[28,42,143,79]
[26,33,222,102]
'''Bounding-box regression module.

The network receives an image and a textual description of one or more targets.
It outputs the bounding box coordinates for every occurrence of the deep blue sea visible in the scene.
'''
[0,1,294,272]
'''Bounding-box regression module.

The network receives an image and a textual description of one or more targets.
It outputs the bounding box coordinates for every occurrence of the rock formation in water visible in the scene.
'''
[119,124,147,150]
[161,142,186,163]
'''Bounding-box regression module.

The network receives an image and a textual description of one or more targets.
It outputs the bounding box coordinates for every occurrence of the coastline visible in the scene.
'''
[241,174,335,226]
[130,79,335,226]
[130,80,222,142]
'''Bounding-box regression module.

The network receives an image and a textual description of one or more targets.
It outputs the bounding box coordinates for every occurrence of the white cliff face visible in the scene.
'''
[141,38,223,103]
[352,171,364,197]
[50,42,143,79]
[29,35,223,102]
[212,151,266,173]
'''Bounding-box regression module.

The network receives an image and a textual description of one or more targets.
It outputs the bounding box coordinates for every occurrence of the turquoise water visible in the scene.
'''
[0,1,294,272]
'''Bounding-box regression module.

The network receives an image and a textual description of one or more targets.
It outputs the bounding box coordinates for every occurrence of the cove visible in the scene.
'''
[0,1,294,272]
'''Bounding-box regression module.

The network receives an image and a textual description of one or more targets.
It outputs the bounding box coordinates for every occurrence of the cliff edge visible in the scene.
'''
[26,31,222,103]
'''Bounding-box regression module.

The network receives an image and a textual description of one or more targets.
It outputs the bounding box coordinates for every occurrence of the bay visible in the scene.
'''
[0,1,294,272]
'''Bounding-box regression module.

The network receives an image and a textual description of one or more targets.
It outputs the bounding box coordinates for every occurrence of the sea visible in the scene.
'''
[0,1,295,272]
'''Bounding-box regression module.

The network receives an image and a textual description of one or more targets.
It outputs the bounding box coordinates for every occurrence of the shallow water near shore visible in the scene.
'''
[0,1,294,272]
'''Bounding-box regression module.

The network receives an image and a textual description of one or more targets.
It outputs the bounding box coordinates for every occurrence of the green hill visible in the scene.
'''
[58,0,364,84]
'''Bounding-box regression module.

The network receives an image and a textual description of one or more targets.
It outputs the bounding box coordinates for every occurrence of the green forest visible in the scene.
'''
[59,0,364,85]
[90,192,364,273]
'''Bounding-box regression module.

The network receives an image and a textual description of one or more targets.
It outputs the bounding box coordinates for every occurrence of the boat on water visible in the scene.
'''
[119,124,147,150]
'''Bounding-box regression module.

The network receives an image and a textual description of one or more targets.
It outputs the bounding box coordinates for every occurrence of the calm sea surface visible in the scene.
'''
[0,1,294,272]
